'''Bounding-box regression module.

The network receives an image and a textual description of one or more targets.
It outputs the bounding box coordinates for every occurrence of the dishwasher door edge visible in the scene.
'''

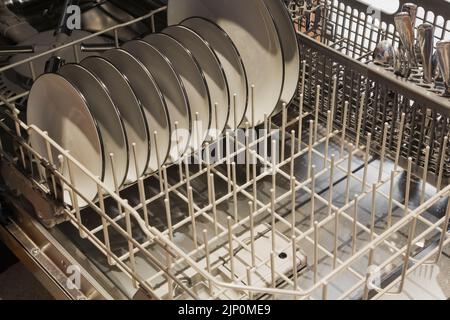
[0,197,126,300]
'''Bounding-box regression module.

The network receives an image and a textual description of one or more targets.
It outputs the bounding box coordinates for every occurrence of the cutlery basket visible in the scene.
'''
[299,0,450,60]
[294,0,450,188]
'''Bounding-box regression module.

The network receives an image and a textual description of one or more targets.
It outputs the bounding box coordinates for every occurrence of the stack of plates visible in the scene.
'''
[27,0,299,207]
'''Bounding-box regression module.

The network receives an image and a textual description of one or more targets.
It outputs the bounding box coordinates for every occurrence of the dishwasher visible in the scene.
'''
[0,0,449,300]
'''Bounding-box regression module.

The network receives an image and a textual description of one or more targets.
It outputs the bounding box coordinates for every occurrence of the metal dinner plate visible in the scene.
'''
[168,0,284,126]
[121,40,190,163]
[27,73,103,207]
[163,25,230,140]
[181,17,248,130]
[59,63,129,191]
[262,0,300,115]
[102,48,170,173]
[81,56,150,182]
[144,33,211,153]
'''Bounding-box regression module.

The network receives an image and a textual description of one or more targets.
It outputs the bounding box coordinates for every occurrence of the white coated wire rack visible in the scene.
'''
[0,6,449,300]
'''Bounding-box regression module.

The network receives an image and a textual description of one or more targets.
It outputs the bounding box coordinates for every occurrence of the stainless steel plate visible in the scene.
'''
[59,63,129,191]
[163,25,230,140]
[27,73,103,207]
[121,40,191,163]
[144,33,211,153]
[81,56,150,182]
[263,0,300,115]
[181,17,248,130]
[102,49,170,173]
[168,0,284,126]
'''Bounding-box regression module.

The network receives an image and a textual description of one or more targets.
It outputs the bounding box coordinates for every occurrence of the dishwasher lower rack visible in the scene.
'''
[1,99,450,300]
[0,8,449,300]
